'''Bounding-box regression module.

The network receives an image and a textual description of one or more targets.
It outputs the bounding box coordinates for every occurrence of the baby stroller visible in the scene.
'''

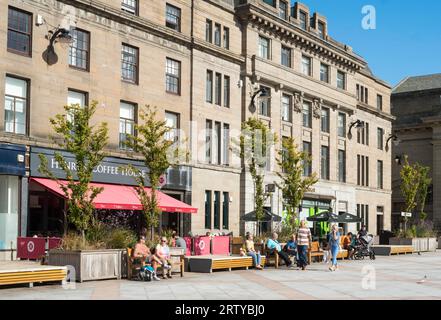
[353,234,376,260]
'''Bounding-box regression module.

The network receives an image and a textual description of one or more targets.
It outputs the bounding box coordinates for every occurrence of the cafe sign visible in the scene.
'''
[30,147,191,190]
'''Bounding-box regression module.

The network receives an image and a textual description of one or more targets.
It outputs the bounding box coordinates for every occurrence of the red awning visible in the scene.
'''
[30,178,197,214]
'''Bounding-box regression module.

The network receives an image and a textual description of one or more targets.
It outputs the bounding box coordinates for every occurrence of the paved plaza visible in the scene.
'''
[1,251,441,300]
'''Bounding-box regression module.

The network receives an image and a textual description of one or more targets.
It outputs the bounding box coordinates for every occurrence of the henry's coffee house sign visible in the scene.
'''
[30,147,191,191]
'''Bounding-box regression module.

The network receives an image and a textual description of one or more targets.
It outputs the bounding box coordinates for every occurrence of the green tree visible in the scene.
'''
[38,101,109,241]
[400,156,421,232]
[238,118,277,235]
[415,163,431,221]
[124,106,186,240]
[276,137,318,231]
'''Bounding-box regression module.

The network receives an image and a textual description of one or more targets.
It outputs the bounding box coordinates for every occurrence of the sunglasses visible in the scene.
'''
[161,240,167,242]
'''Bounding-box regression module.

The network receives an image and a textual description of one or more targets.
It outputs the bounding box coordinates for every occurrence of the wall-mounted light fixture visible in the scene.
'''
[42,27,73,65]
[249,84,270,113]
[394,155,403,166]
[386,134,400,152]
[347,120,365,139]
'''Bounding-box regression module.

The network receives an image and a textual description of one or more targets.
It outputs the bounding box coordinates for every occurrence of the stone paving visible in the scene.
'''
[1,251,441,300]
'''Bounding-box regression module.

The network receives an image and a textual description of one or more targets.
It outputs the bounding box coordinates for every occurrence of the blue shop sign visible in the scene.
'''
[0,143,26,176]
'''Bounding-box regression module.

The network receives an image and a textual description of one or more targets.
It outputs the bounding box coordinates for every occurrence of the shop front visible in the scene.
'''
[28,147,195,237]
[300,193,335,239]
[0,143,26,260]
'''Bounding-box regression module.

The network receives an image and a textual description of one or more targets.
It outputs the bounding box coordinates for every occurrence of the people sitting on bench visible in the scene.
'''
[245,233,263,270]
[267,232,293,268]
[345,232,357,260]
[133,236,161,281]
[283,234,298,262]
[155,237,173,279]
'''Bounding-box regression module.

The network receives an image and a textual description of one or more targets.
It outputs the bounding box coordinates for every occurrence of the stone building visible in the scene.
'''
[0,0,392,258]
[391,73,441,231]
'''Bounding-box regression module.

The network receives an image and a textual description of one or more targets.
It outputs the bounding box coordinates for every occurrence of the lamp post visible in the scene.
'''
[347,120,365,139]
[43,27,73,65]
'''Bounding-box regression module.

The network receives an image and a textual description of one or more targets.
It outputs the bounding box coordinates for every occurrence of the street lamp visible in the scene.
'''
[386,134,400,152]
[249,86,270,113]
[347,120,365,139]
[43,27,73,65]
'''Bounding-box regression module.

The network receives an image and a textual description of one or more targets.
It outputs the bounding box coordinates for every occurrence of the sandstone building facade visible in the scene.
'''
[0,0,392,257]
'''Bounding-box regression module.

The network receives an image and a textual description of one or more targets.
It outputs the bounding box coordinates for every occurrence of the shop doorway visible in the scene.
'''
[161,193,184,236]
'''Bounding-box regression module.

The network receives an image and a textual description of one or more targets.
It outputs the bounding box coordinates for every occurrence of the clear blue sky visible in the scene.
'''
[293,0,441,87]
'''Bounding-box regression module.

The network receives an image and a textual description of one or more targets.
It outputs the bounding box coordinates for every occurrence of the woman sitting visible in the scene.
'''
[245,234,263,270]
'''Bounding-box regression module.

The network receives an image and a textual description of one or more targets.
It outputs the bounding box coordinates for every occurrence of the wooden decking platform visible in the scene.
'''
[372,245,414,256]
[0,261,67,287]
[186,255,267,273]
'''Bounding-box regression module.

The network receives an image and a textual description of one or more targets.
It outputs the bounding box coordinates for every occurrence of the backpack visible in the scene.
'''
[138,265,154,282]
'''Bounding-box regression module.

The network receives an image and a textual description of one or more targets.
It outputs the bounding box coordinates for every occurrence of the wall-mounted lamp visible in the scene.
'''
[42,27,73,65]
[386,134,400,152]
[347,120,365,139]
[394,155,403,166]
[249,85,270,113]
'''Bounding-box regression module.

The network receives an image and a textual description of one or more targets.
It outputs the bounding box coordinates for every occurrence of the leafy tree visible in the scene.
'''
[276,137,318,231]
[124,106,186,240]
[38,102,109,242]
[238,118,277,235]
[415,164,431,221]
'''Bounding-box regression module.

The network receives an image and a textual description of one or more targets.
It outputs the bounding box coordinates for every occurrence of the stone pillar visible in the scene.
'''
[432,137,441,229]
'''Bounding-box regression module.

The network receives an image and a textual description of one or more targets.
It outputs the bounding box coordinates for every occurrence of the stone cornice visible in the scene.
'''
[193,38,245,64]
[56,0,193,48]
[236,4,366,72]
[357,102,395,122]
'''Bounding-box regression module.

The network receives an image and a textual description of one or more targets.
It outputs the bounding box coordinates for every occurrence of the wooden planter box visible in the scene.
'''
[48,249,128,282]
[389,238,438,252]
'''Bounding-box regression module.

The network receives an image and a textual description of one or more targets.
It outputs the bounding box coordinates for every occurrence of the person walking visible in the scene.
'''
[328,224,341,272]
[296,221,312,270]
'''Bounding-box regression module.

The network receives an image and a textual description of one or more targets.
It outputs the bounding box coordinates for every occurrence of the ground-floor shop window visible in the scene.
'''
[0,175,19,250]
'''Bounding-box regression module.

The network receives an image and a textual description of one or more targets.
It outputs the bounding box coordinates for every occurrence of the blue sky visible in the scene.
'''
[293,0,441,87]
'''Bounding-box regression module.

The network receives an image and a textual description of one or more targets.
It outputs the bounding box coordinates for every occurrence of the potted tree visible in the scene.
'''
[40,102,135,282]
[389,156,437,252]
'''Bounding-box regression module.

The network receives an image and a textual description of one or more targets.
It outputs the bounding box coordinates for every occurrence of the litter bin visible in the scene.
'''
[379,230,394,245]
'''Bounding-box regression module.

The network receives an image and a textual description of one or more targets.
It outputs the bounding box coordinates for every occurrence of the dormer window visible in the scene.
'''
[299,11,307,30]
[318,21,325,39]
[279,1,288,20]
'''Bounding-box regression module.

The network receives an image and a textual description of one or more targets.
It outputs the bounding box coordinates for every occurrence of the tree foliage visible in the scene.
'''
[400,156,432,227]
[124,105,186,240]
[276,137,318,231]
[237,118,277,233]
[38,101,109,239]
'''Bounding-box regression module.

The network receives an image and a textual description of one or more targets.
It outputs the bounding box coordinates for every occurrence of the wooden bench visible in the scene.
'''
[127,247,185,279]
[187,255,267,273]
[308,241,324,263]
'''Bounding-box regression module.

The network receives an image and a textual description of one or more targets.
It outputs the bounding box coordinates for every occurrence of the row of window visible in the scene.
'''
[205,20,230,50]
[357,84,383,111]
[302,141,384,189]
[259,36,347,90]
[205,190,229,230]
[121,1,182,32]
[357,155,384,189]
[206,71,231,108]
[3,76,182,148]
